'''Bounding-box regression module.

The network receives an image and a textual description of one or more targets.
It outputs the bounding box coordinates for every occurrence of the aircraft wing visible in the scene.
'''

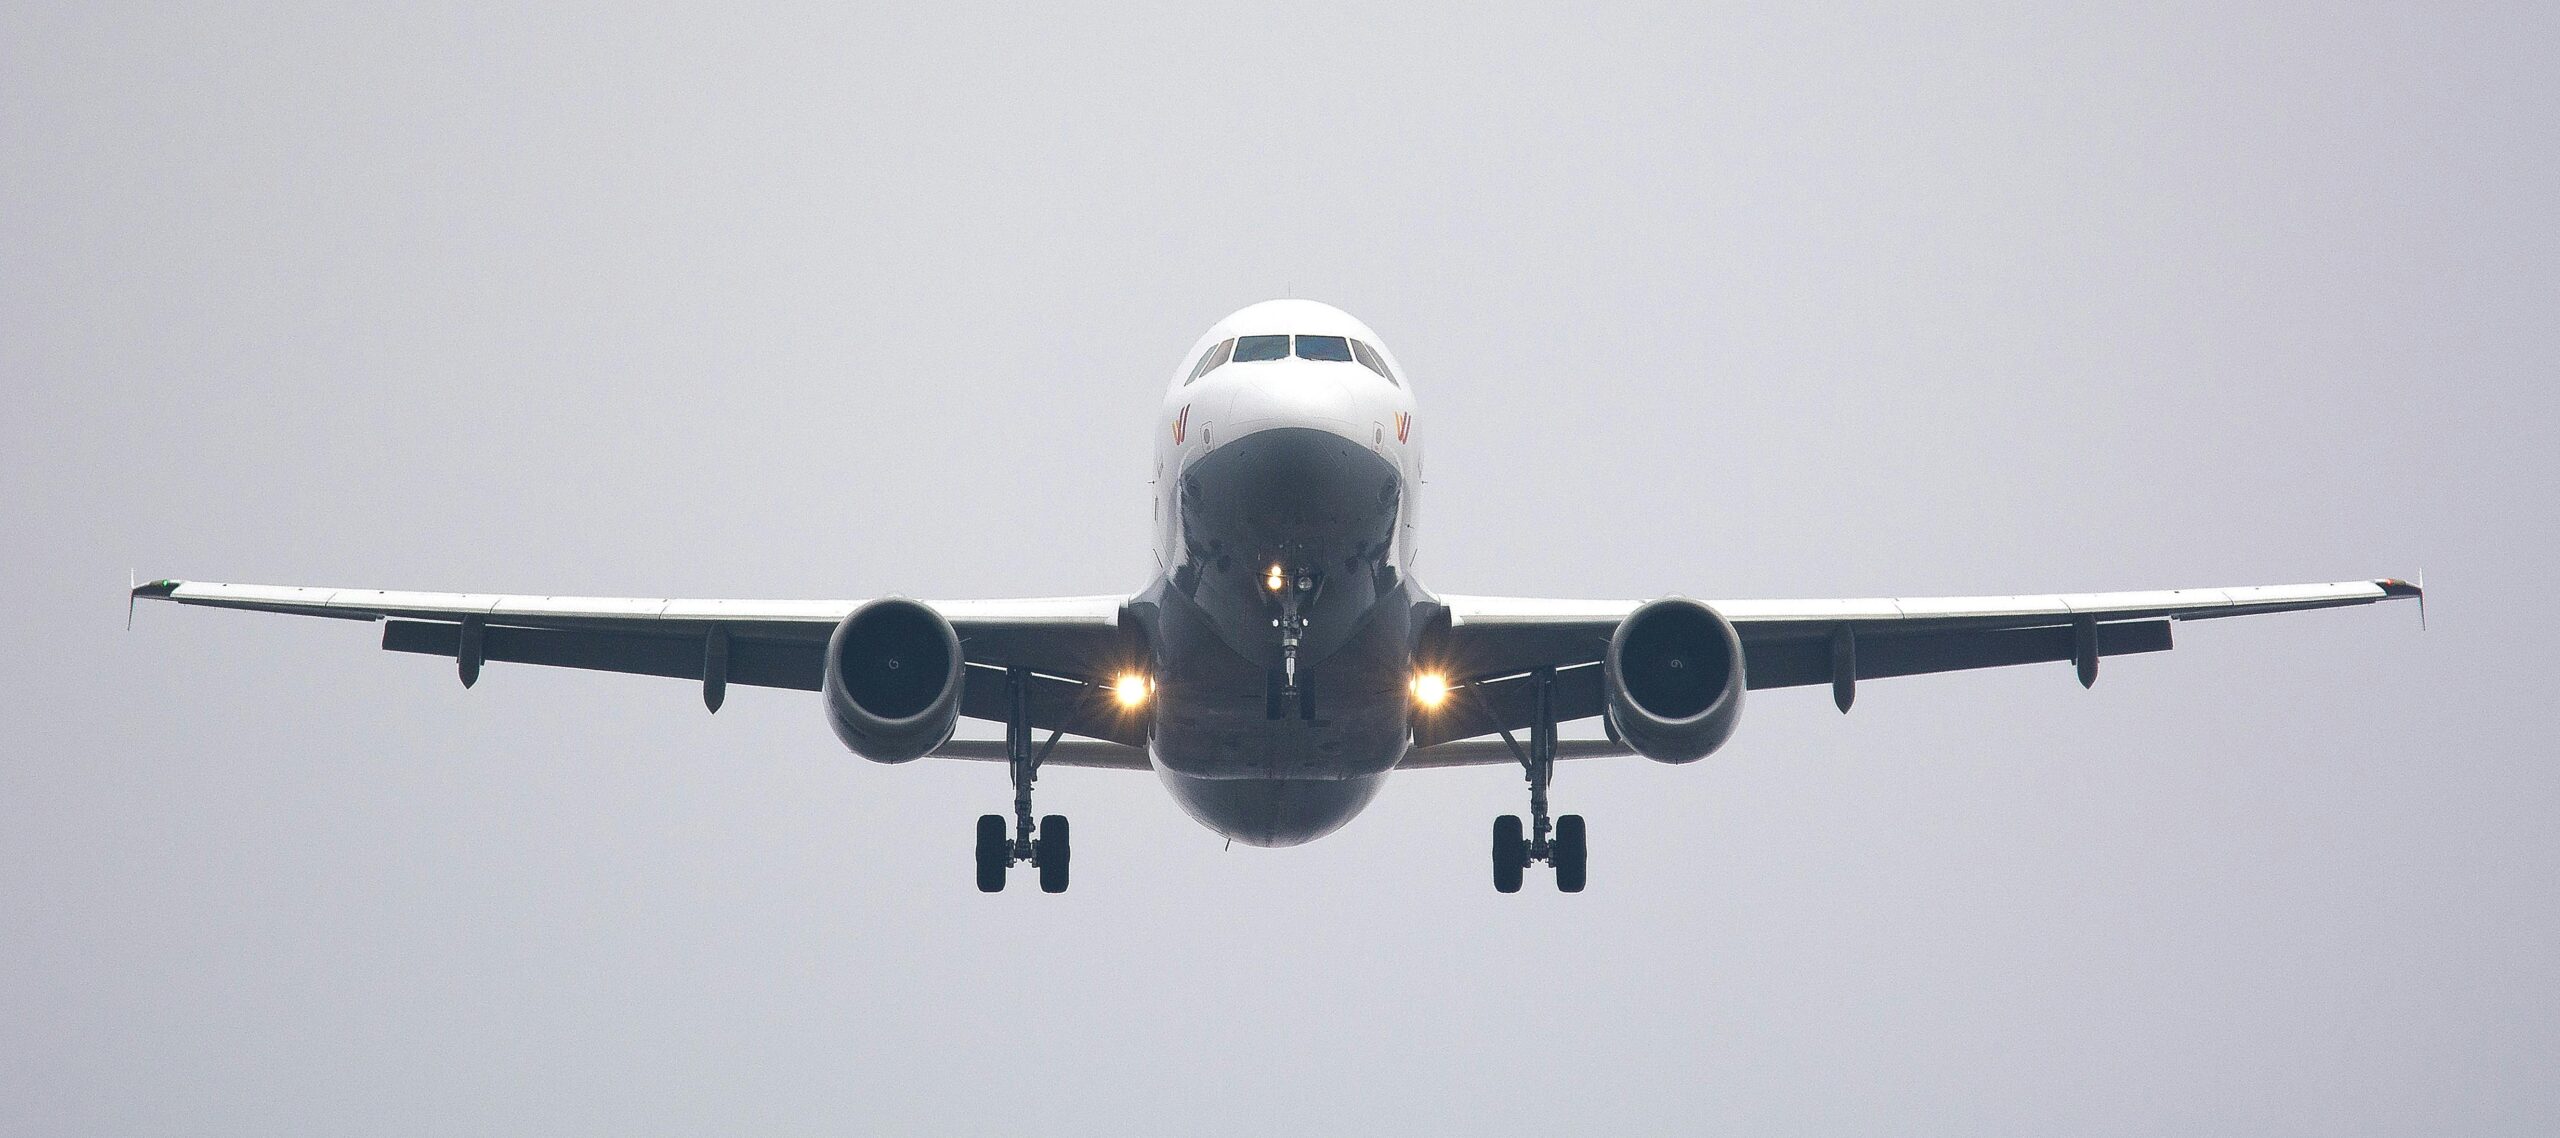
[128,579,1149,746]
[133,576,2423,764]
[1419,578,2422,747]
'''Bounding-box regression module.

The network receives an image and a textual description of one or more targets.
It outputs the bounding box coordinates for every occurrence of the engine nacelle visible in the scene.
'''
[1603,597,1747,764]
[823,598,964,763]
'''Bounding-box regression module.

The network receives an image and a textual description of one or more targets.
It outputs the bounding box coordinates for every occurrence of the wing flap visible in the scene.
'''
[1411,620,2173,744]
[382,620,823,690]
[1741,619,2172,689]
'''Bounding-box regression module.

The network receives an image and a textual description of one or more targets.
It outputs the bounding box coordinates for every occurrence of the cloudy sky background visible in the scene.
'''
[7,3,2554,1133]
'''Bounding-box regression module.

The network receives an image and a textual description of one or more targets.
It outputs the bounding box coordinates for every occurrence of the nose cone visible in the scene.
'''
[1158,770,1386,847]
[1222,360,1368,435]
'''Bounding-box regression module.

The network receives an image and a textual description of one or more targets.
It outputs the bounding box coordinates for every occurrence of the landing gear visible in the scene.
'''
[1492,816,1525,893]
[1553,813,1587,893]
[1037,815,1071,894]
[1489,666,1589,893]
[975,814,1009,892]
[1267,566,1319,721]
[976,668,1071,893]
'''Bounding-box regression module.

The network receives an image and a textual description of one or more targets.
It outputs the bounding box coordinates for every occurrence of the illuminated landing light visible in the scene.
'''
[1410,671,1450,710]
[1114,672,1153,708]
[1266,566,1287,592]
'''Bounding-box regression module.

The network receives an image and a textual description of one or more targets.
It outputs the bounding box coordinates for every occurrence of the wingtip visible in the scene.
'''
[128,575,178,631]
[2380,575,2426,631]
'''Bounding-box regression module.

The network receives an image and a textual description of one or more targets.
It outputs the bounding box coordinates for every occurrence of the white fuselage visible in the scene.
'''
[1154,301,1423,578]
[1136,300,1430,845]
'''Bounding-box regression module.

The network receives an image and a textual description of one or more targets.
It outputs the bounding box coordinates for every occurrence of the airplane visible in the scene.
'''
[131,299,2422,893]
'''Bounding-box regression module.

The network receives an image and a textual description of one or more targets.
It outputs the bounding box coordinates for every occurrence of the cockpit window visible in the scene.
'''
[1232,334,1291,362]
[1220,333,1382,372]
[1293,335,1354,363]
[1187,338,1234,383]
[1349,339,1395,384]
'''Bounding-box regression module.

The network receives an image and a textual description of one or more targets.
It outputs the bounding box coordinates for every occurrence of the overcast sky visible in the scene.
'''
[6,3,2554,1134]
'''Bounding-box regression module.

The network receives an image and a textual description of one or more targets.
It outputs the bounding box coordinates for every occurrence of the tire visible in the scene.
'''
[976,814,1008,893]
[1553,814,1588,893]
[1492,815,1526,894]
[1037,814,1072,894]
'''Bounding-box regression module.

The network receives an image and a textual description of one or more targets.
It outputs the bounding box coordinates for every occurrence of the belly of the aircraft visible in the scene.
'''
[1147,592,1415,779]
[1140,423,1421,845]
[1144,601,1414,844]
[1152,766,1389,848]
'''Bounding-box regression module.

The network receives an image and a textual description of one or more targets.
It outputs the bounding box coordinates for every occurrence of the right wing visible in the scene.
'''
[131,579,1149,746]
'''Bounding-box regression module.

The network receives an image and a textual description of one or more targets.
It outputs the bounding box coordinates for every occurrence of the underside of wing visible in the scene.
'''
[1420,578,2420,745]
[1397,737,1632,769]
[132,579,1147,746]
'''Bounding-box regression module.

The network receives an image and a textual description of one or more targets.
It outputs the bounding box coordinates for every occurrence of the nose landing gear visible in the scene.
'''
[1488,667,1588,893]
[976,667,1072,893]
[1267,565,1319,721]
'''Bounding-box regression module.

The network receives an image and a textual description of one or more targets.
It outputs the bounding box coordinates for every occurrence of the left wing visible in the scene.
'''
[1422,578,2422,747]
[129,579,1147,746]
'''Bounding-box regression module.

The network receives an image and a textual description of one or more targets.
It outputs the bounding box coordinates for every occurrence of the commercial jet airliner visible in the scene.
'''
[133,299,2421,893]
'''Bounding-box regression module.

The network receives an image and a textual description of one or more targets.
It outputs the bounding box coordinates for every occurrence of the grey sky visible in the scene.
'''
[5,3,2554,1134]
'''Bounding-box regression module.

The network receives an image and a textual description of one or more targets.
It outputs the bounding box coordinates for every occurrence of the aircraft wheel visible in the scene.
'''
[1037,814,1071,894]
[1553,814,1587,893]
[1492,815,1526,893]
[975,814,1009,893]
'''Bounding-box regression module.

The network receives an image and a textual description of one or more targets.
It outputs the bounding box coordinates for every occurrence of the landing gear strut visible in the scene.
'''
[1490,667,1587,893]
[1267,566,1317,721]
[977,667,1070,893]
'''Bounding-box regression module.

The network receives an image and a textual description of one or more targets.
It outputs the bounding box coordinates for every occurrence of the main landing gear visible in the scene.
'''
[1489,667,1587,894]
[977,668,1070,893]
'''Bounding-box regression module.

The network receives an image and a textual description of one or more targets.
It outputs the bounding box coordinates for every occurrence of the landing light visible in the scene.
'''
[1265,566,1286,592]
[1114,672,1152,708]
[1410,671,1450,709]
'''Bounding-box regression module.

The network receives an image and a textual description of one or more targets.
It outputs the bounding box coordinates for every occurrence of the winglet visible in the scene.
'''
[129,576,180,629]
[2378,575,2425,631]
[127,569,135,630]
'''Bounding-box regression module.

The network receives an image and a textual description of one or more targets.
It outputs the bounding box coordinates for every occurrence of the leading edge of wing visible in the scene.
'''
[1440,578,2421,631]
[129,579,1127,636]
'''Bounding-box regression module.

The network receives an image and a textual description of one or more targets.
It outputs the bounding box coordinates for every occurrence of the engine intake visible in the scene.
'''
[1604,597,1746,764]
[824,598,964,763]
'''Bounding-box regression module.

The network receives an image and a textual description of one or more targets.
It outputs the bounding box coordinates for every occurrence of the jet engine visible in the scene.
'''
[1603,597,1747,764]
[823,598,965,763]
